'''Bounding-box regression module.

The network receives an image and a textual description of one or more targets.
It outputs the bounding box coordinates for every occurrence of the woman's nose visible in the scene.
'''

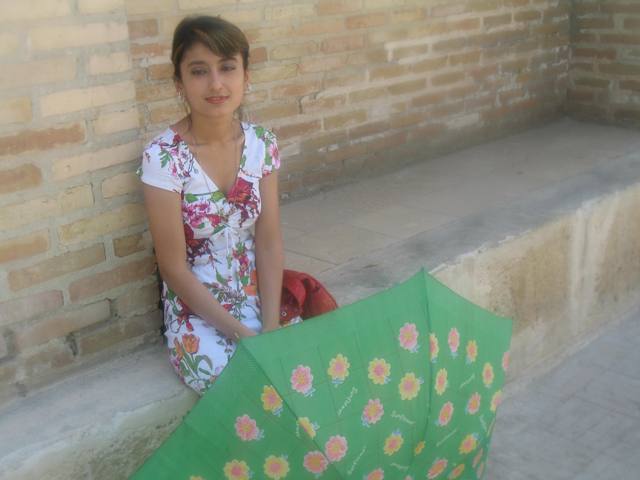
[209,70,223,89]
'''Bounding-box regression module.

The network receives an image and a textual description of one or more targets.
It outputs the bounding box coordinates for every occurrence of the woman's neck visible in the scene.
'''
[187,112,239,146]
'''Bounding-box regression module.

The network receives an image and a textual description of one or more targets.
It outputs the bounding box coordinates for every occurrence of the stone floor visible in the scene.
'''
[488,308,640,479]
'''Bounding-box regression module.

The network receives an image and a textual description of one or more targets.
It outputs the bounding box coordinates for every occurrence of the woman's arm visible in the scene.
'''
[142,184,256,340]
[254,170,284,332]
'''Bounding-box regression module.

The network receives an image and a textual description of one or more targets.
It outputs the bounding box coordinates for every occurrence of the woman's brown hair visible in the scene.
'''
[171,15,250,80]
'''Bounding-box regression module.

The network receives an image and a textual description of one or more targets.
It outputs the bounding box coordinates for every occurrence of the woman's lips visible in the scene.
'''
[205,96,228,104]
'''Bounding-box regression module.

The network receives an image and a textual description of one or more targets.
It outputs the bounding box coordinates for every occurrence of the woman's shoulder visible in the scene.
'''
[242,122,280,176]
[243,122,277,145]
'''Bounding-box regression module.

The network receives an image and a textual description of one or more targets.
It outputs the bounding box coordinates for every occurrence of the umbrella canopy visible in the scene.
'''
[131,269,512,480]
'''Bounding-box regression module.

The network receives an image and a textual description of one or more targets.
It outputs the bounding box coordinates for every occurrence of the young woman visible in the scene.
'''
[139,15,286,394]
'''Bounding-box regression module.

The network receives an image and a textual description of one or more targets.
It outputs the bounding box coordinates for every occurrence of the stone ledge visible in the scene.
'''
[2,122,639,480]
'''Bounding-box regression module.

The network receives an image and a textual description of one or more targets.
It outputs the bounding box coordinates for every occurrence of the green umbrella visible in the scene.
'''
[131,269,512,480]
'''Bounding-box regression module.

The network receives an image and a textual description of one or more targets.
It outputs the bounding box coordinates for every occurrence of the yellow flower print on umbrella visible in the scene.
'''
[398,322,420,352]
[429,333,439,362]
[261,385,283,416]
[383,430,404,455]
[365,468,384,480]
[459,433,479,455]
[398,372,423,400]
[482,362,495,388]
[324,435,348,463]
[490,389,503,412]
[466,340,478,364]
[291,365,315,396]
[437,401,454,427]
[263,455,289,480]
[447,328,460,357]
[435,368,448,396]
[466,392,481,415]
[303,451,328,476]
[223,460,251,480]
[327,354,350,385]
[414,440,425,455]
[368,358,391,385]
[361,398,384,427]
[297,417,318,439]
[427,458,448,479]
[447,464,465,479]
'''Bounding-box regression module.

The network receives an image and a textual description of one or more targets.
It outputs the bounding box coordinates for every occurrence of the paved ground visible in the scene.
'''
[488,308,640,479]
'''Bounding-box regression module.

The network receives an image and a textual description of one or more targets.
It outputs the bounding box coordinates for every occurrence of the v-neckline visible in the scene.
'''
[171,122,248,199]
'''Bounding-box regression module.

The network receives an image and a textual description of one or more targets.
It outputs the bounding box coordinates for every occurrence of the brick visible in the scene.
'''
[388,78,426,95]
[245,26,294,43]
[114,283,159,316]
[0,97,31,125]
[251,64,298,84]
[53,140,140,180]
[369,64,409,81]
[251,102,299,122]
[575,77,611,89]
[346,12,386,30]
[514,10,542,22]
[431,3,466,16]
[271,42,318,60]
[129,41,171,60]
[273,119,322,141]
[177,0,235,9]
[0,57,76,90]
[128,19,158,40]
[88,51,131,76]
[125,0,173,14]
[0,164,42,194]
[301,94,347,113]
[271,80,322,100]
[576,17,614,31]
[41,81,135,117]
[599,34,640,46]
[624,18,640,30]
[22,342,75,379]
[78,0,123,13]
[294,19,346,36]
[15,300,111,350]
[392,43,430,61]
[484,13,512,29]
[149,102,182,124]
[265,4,315,21]
[364,0,396,7]
[77,310,161,356]
[324,109,367,130]
[93,107,140,136]
[30,21,128,51]
[113,231,152,257]
[0,290,63,327]
[0,185,93,229]
[349,86,387,103]
[432,71,466,87]
[449,51,481,66]
[69,256,156,301]
[102,172,139,198]
[59,203,146,245]
[620,80,640,92]
[9,244,105,291]
[0,123,85,157]
[148,63,174,80]
[324,69,366,89]
[324,35,365,56]
[0,230,49,265]
[411,56,448,74]
[300,55,347,74]
[316,0,362,15]
[0,33,20,56]
[5,0,71,21]
[135,82,175,103]
[221,9,264,26]
[599,63,640,76]
[572,47,616,60]
[390,8,424,24]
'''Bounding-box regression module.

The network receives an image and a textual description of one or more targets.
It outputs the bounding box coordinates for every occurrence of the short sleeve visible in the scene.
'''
[138,141,182,193]
[261,129,281,178]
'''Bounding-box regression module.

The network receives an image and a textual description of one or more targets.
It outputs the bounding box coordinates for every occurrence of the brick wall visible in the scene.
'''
[567,0,640,127]
[0,0,572,405]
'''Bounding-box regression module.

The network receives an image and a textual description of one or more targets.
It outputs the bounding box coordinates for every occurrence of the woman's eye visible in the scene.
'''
[222,65,236,72]
[191,69,207,76]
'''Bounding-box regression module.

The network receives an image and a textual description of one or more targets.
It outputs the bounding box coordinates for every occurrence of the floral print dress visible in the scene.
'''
[140,122,280,394]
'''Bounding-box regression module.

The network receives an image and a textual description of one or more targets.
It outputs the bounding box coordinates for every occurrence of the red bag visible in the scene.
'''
[280,269,338,325]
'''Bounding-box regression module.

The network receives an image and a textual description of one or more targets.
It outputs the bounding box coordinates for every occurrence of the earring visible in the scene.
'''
[244,83,252,94]
[177,90,185,102]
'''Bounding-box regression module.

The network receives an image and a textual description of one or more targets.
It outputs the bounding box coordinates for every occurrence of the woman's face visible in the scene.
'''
[177,42,248,119]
